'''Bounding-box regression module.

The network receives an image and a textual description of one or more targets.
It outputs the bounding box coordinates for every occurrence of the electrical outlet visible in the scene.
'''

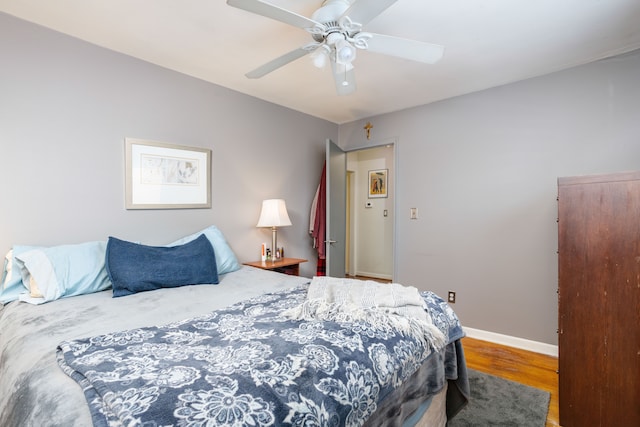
[447,291,456,303]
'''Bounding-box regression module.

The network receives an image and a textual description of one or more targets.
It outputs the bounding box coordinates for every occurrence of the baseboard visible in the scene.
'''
[463,327,558,357]
[354,271,393,281]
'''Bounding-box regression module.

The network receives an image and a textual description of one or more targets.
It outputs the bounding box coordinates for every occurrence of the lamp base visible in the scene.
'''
[271,226,277,263]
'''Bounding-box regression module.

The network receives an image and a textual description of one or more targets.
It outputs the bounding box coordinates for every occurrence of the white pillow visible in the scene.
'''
[0,247,35,304]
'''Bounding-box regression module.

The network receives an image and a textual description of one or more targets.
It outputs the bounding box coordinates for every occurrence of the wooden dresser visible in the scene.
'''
[557,171,640,426]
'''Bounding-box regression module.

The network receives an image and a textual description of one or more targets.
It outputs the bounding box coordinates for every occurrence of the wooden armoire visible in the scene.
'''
[557,171,640,427]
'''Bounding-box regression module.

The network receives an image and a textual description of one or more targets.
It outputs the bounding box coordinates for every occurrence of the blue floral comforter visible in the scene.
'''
[57,285,465,427]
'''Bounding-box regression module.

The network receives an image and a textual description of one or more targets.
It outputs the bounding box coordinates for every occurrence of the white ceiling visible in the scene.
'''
[2,0,640,124]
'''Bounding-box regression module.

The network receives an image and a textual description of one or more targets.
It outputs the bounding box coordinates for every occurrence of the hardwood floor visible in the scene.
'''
[461,337,559,427]
[342,276,559,425]
[348,275,392,283]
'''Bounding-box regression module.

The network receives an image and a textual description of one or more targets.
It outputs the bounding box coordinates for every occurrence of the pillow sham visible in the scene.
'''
[14,241,111,305]
[106,234,218,298]
[1,246,38,304]
[169,225,240,275]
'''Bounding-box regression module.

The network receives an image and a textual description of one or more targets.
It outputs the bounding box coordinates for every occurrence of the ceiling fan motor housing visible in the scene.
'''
[310,0,361,63]
[311,0,351,23]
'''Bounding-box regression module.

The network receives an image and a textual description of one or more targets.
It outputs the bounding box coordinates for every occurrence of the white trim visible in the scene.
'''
[355,271,393,281]
[464,327,558,357]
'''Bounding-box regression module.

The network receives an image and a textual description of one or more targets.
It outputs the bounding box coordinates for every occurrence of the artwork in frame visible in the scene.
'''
[125,138,211,209]
[368,169,388,198]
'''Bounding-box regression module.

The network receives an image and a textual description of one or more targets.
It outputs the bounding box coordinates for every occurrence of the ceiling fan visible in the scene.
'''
[226,0,444,95]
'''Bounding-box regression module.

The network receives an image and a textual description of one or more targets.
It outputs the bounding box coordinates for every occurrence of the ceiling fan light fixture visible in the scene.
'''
[311,45,330,68]
[335,38,356,65]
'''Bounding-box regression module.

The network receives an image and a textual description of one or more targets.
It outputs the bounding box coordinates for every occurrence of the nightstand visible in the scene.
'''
[244,258,307,276]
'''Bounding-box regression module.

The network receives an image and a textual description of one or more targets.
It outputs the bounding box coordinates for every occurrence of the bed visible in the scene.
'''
[0,227,469,427]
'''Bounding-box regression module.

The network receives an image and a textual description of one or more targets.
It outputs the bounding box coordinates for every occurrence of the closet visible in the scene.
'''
[557,171,640,426]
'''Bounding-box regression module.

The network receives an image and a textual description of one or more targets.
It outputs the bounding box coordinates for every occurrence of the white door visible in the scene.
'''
[325,139,346,277]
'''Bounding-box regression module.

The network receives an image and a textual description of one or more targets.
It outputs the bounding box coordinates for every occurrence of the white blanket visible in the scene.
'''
[283,276,447,350]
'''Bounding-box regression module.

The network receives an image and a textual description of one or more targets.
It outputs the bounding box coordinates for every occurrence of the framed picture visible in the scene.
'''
[368,169,388,198]
[125,138,211,209]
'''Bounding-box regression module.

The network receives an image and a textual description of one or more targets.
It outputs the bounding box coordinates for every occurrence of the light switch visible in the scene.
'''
[410,208,418,219]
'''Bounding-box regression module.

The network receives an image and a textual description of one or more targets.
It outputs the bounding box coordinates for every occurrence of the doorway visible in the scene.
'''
[345,144,394,281]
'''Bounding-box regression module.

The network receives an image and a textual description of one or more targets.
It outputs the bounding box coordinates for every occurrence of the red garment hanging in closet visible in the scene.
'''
[310,162,326,276]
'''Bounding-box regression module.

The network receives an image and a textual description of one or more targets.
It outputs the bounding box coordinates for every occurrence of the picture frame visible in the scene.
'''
[125,138,211,209]
[368,169,388,198]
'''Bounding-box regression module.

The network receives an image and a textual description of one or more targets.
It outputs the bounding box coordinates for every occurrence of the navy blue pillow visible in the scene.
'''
[106,234,218,297]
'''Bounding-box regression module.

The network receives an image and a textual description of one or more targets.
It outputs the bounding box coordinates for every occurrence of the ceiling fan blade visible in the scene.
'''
[246,46,317,79]
[227,0,319,30]
[366,33,444,64]
[331,61,356,96]
[342,0,398,26]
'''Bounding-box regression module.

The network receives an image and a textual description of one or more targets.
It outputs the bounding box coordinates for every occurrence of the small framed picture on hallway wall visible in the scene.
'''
[368,169,388,198]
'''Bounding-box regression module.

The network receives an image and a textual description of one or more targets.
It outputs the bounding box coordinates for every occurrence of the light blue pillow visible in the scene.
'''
[170,225,240,274]
[15,241,112,304]
[0,246,37,304]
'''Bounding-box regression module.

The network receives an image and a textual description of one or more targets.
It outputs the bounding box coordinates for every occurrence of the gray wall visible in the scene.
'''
[4,12,640,346]
[0,13,337,278]
[339,50,640,345]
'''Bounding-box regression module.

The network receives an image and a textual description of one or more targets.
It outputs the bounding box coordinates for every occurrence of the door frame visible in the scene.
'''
[343,137,398,280]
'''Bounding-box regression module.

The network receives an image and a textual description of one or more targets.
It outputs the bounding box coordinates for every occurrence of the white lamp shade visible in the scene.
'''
[256,199,292,227]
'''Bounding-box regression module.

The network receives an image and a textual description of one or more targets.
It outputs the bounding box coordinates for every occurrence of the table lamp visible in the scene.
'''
[256,199,292,261]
